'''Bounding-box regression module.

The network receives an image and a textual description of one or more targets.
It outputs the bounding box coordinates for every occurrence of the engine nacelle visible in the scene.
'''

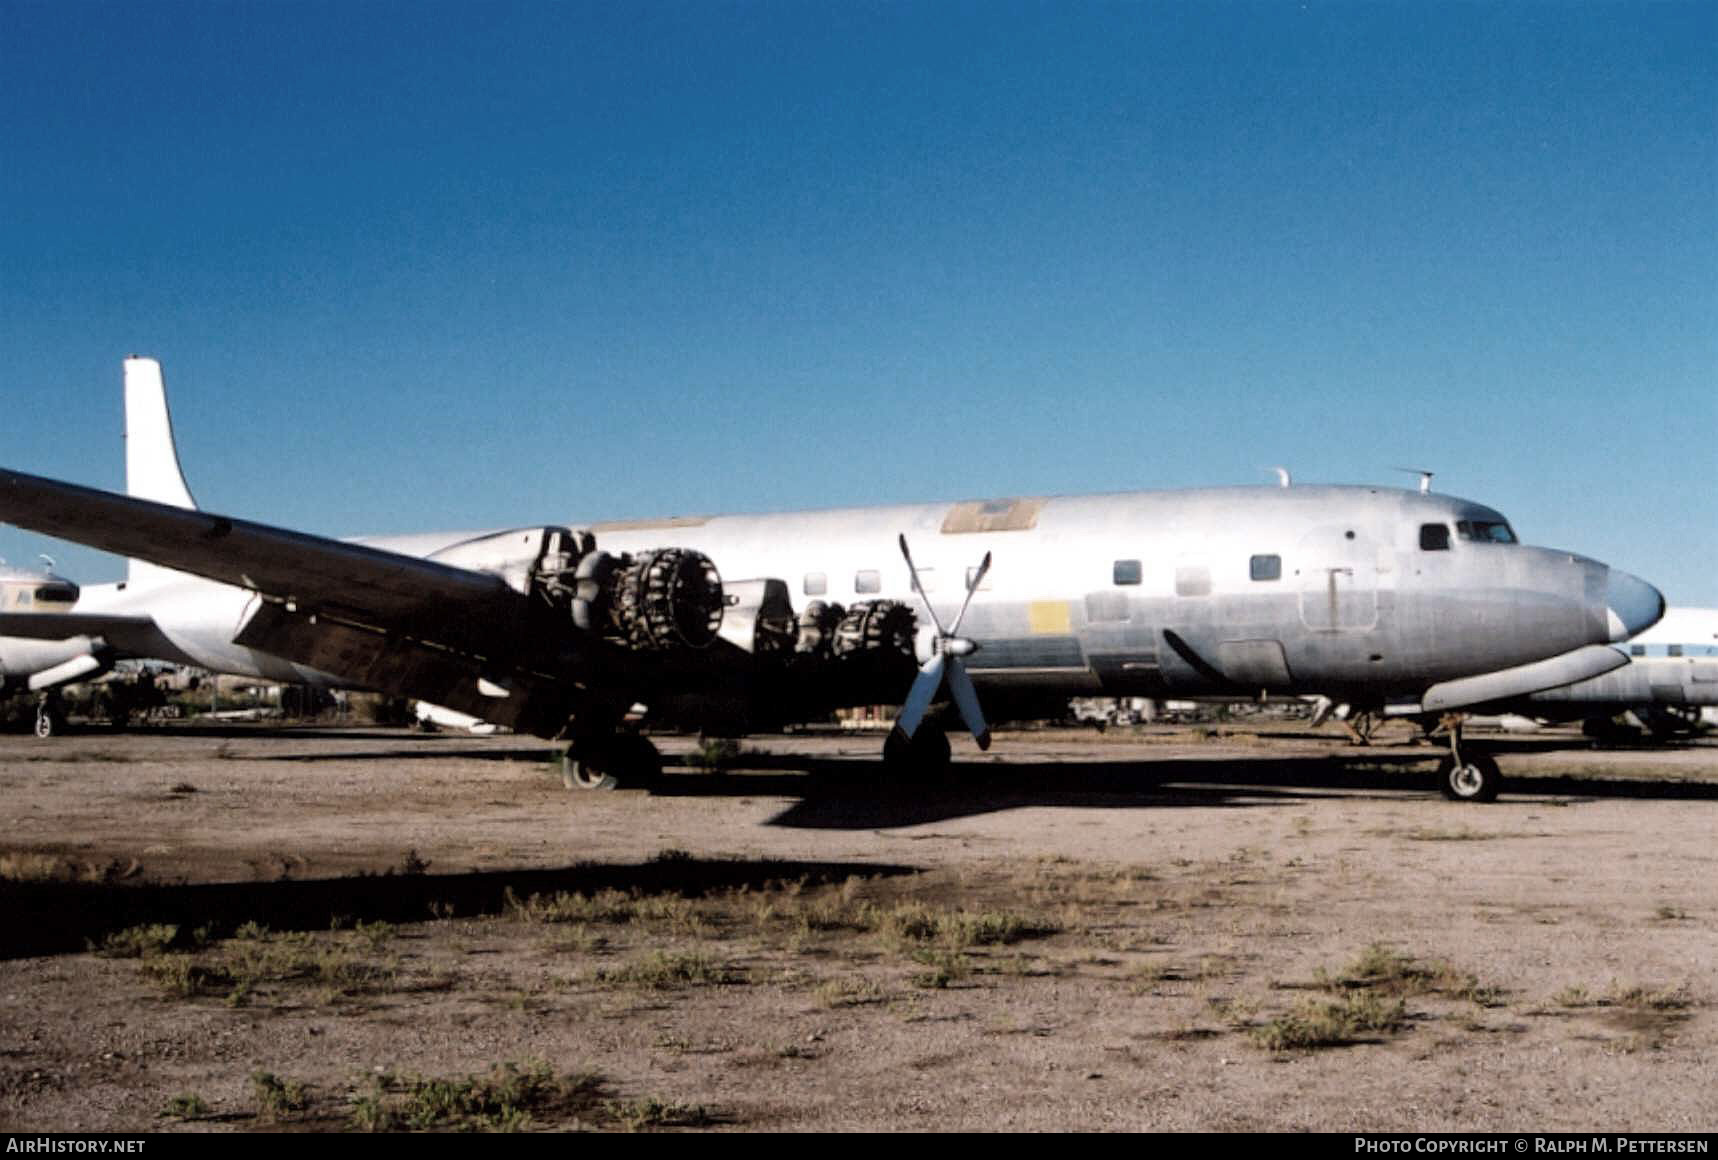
[548,543,724,652]
[832,600,916,661]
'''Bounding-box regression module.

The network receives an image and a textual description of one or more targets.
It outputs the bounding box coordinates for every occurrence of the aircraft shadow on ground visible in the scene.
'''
[0,857,917,962]
[39,724,460,743]
[677,752,1428,829]
[641,748,1718,829]
[249,745,553,764]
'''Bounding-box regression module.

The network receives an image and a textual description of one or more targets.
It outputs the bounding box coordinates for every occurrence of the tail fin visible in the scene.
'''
[122,357,197,589]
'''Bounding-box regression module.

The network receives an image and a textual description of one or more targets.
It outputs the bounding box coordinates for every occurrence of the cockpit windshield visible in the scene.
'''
[1456,520,1516,544]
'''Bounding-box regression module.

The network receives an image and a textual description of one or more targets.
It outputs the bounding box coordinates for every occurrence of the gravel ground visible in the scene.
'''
[1,722,1714,1132]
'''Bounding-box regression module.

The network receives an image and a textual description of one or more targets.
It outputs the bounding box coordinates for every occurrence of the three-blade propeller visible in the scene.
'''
[895,534,992,750]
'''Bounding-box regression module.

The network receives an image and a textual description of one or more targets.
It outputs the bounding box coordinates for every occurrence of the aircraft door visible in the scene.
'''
[1296,525,1378,632]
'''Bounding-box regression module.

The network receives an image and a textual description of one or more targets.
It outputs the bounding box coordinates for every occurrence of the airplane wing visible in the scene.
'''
[0,466,726,738]
[0,467,517,635]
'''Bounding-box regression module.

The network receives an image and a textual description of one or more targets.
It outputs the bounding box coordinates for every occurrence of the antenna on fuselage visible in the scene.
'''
[1272,467,1292,488]
[1392,467,1435,494]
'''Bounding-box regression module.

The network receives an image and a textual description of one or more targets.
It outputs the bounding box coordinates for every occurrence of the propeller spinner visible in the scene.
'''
[894,534,992,751]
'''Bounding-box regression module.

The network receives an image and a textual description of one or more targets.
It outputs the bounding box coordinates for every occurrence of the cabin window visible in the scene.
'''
[1419,524,1451,551]
[803,572,827,597]
[1668,645,1683,657]
[1456,520,1517,544]
[965,565,992,591]
[855,569,881,595]
[1249,554,1282,582]
[1631,645,1646,657]
[912,567,936,594]
[1175,565,1211,597]
[1113,559,1142,586]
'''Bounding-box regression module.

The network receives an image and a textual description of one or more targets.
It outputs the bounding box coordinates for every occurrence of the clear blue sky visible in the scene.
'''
[2,2,1713,604]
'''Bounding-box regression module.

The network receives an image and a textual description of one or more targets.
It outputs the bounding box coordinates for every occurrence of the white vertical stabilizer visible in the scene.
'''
[123,357,197,589]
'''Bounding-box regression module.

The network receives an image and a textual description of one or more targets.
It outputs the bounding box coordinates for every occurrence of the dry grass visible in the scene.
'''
[1252,990,1409,1050]
[349,1061,605,1132]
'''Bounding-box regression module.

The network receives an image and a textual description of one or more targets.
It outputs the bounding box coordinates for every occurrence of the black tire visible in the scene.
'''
[560,734,662,792]
[1437,751,1502,803]
[882,726,952,779]
[561,750,619,791]
[34,708,60,739]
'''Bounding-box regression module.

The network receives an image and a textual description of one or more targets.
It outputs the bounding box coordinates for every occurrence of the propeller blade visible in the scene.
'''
[948,549,991,638]
[895,653,945,740]
[945,658,991,750]
[897,533,948,637]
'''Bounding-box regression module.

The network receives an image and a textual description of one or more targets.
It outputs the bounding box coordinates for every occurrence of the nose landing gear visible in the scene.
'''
[1430,713,1502,802]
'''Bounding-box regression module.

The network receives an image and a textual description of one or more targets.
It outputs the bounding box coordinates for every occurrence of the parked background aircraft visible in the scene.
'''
[1515,606,1718,737]
[0,361,1665,801]
[0,559,94,734]
[0,361,343,735]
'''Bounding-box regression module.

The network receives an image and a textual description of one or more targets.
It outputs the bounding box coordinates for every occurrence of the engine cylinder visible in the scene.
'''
[613,548,724,651]
[833,600,916,660]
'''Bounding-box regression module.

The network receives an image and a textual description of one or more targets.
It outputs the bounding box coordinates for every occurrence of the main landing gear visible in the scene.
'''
[1430,713,1502,803]
[560,731,662,791]
[34,694,66,739]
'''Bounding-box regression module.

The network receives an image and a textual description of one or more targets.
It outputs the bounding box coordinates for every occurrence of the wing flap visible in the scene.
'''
[234,602,575,735]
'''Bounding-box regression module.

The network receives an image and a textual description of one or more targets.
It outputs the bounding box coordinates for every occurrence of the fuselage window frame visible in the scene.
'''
[1113,559,1142,586]
[1249,554,1282,582]
[803,572,827,597]
[855,569,881,595]
[1419,524,1451,551]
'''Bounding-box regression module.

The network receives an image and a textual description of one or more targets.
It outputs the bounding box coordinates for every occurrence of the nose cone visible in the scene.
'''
[1605,569,1666,641]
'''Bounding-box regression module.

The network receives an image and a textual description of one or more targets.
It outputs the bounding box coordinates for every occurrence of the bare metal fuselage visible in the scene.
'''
[576,483,1633,710]
[1,480,1661,732]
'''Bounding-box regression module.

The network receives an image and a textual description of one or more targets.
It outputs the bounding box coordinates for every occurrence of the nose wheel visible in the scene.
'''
[1431,714,1502,802]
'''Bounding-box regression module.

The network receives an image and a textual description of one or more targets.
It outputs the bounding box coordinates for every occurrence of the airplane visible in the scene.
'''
[0,558,94,735]
[1513,606,1718,738]
[0,358,1665,803]
[0,361,343,735]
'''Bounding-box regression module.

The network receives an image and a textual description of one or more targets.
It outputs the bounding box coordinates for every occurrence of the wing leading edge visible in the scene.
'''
[0,467,517,635]
[0,467,592,730]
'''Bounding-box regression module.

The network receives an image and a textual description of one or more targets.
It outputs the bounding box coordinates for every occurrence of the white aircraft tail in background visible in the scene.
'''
[122,357,198,592]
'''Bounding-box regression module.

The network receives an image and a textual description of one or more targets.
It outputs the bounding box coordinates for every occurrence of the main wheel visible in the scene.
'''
[34,706,62,739]
[560,734,662,791]
[1436,751,1502,802]
[882,726,952,779]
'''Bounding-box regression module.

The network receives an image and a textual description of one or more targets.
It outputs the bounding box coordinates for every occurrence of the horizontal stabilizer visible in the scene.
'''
[1420,644,1629,713]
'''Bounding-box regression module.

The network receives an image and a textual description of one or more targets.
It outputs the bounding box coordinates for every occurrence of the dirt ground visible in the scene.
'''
[1,720,1714,1133]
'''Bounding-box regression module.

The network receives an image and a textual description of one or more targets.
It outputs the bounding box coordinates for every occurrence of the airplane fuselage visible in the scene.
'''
[576,484,1637,708]
[0,473,1664,735]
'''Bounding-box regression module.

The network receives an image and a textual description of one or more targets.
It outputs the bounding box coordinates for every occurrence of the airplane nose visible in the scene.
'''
[1605,569,1666,642]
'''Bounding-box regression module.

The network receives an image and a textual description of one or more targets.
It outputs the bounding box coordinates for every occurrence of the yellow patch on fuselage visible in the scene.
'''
[1027,600,1072,635]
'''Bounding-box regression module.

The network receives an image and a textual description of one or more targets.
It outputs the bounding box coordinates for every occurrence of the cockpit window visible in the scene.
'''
[33,584,78,603]
[1419,524,1451,551]
[1456,520,1517,544]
